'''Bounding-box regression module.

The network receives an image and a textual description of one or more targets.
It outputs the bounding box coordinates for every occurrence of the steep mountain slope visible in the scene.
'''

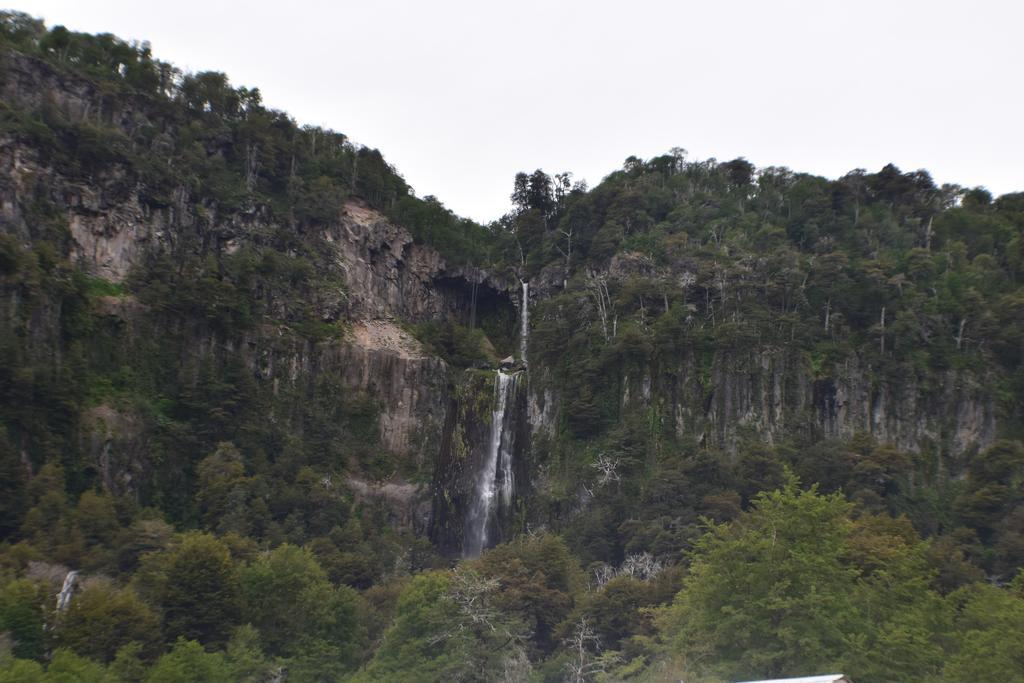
[1,12,1023,682]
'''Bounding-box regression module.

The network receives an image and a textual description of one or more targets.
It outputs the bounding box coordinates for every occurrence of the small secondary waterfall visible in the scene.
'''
[56,570,78,612]
[464,371,519,557]
[519,280,529,365]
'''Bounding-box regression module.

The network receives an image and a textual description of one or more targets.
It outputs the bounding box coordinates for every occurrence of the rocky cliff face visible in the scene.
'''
[1,131,515,543]
[0,50,173,280]
[429,369,530,555]
[524,254,999,459]
[1,51,146,129]
[2,48,1006,560]
[1,50,527,542]
[655,347,996,455]
[0,114,504,464]
[326,202,512,323]
[0,134,160,280]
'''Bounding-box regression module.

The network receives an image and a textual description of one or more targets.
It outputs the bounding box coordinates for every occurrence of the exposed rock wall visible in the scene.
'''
[430,370,530,554]
[527,342,997,457]
[0,116,513,466]
[0,136,164,280]
[526,252,998,458]
[244,317,450,467]
[328,202,509,323]
[4,48,1005,561]
[345,476,432,534]
[83,303,454,472]
[0,51,151,134]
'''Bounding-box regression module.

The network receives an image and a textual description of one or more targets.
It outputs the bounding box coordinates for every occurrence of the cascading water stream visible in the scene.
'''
[464,371,518,558]
[56,570,78,612]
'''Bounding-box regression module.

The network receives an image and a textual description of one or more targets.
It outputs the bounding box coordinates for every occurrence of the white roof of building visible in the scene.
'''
[735,676,850,683]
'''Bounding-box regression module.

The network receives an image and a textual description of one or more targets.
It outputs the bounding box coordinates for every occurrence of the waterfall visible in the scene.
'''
[519,280,529,365]
[464,371,518,557]
[56,570,78,612]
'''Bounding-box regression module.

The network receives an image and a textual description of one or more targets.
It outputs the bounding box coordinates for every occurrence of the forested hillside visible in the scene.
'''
[1,12,1022,682]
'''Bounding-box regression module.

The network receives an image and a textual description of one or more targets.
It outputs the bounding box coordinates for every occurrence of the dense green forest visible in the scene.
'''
[1,11,1023,682]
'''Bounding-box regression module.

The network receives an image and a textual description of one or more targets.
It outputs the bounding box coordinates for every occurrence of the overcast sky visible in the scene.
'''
[16,0,1024,222]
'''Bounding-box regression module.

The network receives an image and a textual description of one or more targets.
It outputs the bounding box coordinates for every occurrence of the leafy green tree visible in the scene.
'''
[659,477,859,679]
[565,575,661,655]
[0,579,47,661]
[0,11,46,49]
[20,464,81,565]
[926,531,986,593]
[196,442,254,535]
[477,532,582,656]
[955,440,1024,553]
[108,643,148,683]
[54,582,159,663]
[146,533,240,647]
[0,657,45,683]
[39,649,109,682]
[941,579,1024,682]
[144,639,232,683]
[0,650,112,683]
[356,565,533,680]
[295,176,347,224]
[117,518,174,575]
[72,490,121,571]
[657,476,948,681]
[354,572,457,681]
[840,514,949,680]
[223,625,273,683]
[239,543,365,669]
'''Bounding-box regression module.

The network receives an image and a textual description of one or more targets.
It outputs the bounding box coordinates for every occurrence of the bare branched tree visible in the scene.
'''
[565,618,604,683]
[592,563,616,590]
[430,568,530,653]
[500,646,533,683]
[586,270,616,342]
[679,270,696,307]
[619,552,663,581]
[592,552,663,589]
[564,617,622,682]
[590,452,621,488]
[449,568,503,634]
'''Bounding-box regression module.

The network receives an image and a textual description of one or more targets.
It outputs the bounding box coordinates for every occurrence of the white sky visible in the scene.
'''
[14,0,1024,222]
